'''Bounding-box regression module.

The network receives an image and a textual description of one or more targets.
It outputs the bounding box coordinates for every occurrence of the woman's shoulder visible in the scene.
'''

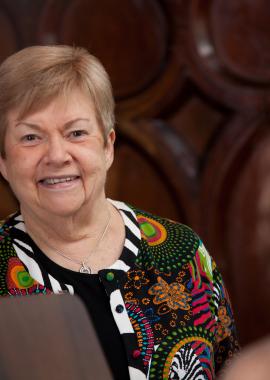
[0,211,20,242]
[110,199,199,244]
[133,205,198,241]
[127,204,203,268]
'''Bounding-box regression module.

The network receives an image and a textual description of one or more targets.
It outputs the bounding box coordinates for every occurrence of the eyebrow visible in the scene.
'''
[15,118,91,130]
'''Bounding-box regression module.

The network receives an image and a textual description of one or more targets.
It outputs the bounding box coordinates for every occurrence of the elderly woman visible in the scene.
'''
[0,45,238,379]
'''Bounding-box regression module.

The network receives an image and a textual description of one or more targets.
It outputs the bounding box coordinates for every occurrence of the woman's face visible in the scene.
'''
[0,89,115,219]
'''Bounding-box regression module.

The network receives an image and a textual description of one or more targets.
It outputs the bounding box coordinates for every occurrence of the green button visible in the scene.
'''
[106,272,115,281]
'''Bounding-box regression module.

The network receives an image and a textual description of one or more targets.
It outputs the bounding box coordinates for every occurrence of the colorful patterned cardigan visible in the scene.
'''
[0,200,239,379]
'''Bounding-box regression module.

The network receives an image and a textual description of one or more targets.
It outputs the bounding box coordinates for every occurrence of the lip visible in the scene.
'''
[38,175,81,190]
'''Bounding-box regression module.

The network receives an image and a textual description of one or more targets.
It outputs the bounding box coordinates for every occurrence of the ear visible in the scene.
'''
[105,129,116,170]
[0,155,8,181]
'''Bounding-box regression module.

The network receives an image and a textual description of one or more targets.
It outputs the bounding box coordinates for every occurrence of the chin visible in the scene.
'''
[43,203,84,218]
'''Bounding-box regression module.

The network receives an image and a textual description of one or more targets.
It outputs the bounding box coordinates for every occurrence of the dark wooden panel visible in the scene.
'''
[0,179,17,219]
[212,0,270,83]
[0,7,18,62]
[107,119,197,224]
[0,0,45,48]
[169,91,225,157]
[200,115,270,344]
[38,0,168,100]
[226,123,270,343]
[107,140,181,222]
[189,0,270,110]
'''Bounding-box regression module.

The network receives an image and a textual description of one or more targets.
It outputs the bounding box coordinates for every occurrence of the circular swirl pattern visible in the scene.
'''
[137,214,199,272]
[138,215,167,246]
[6,257,35,289]
[149,326,214,379]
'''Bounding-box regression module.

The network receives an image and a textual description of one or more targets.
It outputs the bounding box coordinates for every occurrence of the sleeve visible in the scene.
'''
[193,240,240,374]
[211,264,240,374]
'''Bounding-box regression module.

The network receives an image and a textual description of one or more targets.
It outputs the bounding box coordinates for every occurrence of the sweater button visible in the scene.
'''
[106,272,115,281]
[116,304,124,313]
[132,349,141,359]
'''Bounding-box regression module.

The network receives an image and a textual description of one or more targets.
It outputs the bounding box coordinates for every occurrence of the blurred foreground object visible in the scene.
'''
[220,336,270,380]
[0,294,112,380]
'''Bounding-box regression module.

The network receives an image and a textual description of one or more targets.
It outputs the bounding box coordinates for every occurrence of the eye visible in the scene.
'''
[21,134,41,145]
[68,130,89,139]
[23,134,37,141]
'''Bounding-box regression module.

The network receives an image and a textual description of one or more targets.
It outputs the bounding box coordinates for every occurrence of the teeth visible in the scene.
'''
[43,176,77,185]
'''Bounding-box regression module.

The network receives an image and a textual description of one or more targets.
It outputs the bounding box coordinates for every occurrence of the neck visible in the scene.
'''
[20,199,125,273]
[21,197,110,247]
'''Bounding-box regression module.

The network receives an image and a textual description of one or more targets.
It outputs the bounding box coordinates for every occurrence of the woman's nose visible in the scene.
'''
[43,137,71,166]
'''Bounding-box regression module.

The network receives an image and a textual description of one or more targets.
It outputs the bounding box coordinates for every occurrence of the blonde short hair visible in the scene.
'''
[0,45,115,156]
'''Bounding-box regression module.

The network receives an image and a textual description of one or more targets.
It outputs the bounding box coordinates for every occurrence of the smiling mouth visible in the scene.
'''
[39,176,80,185]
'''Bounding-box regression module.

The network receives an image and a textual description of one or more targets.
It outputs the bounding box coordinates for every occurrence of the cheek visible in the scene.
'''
[9,157,32,174]
[77,145,107,169]
[4,156,36,185]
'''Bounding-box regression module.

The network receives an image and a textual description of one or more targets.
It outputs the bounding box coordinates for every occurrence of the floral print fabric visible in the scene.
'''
[0,201,239,379]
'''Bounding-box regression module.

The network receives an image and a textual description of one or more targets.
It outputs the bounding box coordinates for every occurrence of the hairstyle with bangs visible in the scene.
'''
[0,45,115,157]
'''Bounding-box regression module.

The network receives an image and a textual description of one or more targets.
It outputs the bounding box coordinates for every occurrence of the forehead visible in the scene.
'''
[8,88,96,125]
